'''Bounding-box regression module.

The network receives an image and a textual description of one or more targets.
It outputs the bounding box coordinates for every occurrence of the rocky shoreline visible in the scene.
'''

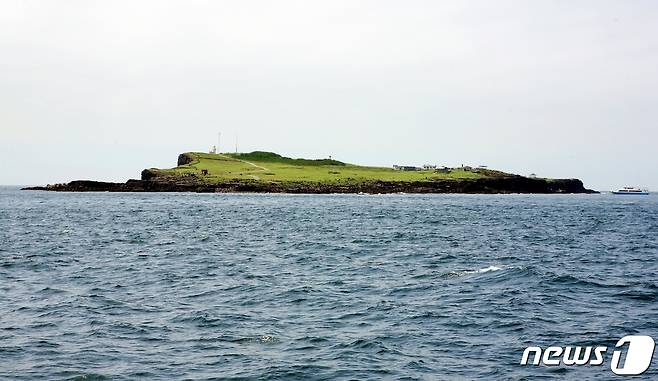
[23,174,597,194]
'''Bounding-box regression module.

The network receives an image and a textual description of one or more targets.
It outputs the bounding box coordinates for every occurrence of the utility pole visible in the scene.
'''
[235,135,238,154]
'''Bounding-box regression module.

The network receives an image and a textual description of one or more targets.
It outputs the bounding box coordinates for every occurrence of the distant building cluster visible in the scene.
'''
[392,164,453,173]
[392,165,422,171]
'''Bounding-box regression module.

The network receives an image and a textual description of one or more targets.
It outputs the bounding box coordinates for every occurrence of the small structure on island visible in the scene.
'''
[201,169,209,176]
[423,164,437,170]
[435,167,451,174]
[529,173,537,178]
[209,145,217,154]
[393,165,422,171]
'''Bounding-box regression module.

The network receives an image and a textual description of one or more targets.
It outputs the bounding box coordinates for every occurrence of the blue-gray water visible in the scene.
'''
[1,188,657,380]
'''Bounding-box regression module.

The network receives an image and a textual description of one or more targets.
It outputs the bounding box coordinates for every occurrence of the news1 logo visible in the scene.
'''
[520,335,655,376]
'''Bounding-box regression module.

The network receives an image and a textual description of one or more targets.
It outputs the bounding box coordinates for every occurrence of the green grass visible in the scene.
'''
[227,151,346,166]
[158,151,500,184]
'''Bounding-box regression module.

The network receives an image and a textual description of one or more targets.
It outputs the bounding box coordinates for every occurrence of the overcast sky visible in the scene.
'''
[1,0,657,190]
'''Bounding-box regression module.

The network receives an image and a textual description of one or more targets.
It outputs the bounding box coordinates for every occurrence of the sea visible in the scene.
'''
[1,187,657,380]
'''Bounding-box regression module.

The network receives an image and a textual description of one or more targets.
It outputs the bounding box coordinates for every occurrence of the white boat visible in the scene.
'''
[611,187,649,195]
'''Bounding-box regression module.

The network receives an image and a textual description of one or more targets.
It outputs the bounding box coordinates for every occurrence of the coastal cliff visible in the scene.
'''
[23,152,597,194]
[24,177,593,194]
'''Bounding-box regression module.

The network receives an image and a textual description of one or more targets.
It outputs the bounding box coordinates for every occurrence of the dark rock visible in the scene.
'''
[140,168,160,180]
[177,153,195,166]
[23,176,597,194]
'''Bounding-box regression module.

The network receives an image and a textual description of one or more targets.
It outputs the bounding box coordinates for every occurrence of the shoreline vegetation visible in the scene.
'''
[23,151,597,194]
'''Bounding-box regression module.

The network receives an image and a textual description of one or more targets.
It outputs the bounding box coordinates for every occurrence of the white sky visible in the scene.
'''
[1,0,657,190]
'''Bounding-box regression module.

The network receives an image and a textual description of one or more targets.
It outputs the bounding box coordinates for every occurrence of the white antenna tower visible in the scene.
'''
[217,132,221,153]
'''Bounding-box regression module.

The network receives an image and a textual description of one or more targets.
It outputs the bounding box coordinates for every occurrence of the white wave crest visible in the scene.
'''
[468,265,503,274]
[443,265,522,279]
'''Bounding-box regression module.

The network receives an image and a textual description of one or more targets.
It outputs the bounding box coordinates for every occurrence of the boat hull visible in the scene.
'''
[611,191,649,195]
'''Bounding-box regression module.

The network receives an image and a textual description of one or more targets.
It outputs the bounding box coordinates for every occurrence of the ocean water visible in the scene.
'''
[1,187,657,380]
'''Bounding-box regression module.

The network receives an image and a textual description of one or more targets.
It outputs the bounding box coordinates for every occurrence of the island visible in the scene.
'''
[23,151,597,194]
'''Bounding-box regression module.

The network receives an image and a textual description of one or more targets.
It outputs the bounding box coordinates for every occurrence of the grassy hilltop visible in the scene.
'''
[155,151,503,184]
